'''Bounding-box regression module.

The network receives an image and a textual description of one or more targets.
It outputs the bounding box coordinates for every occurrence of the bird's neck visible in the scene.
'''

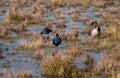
[96,26,98,29]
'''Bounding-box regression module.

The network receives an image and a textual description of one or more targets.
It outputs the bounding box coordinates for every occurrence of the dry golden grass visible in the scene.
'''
[94,53,114,72]
[50,0,67,7]
[10,0,35,7]
[82,54,94,70]
[55,12,66,19]
[82,25,120,51]
[6,5,44,25]
[82,27,91,37]
[81,9,120,76]
[0,69,32,78]
[103,13,119,27]
[98,39,116,50]
[20,34,49,50]
[12,70,32,78]
[70,10,80,21]
[31,2,44,19]
[92,0,105,7]
[31,9,44,19]
[6,7,30,24]
[0,0,119,78]
[92,0,117,7]
[55,22,67,28]
[79,15,90,22]
[65,45,83,58]
[95,12,103,18]
[39,51,81,77]
[81,38,98,51]
[62,29,80,42]
[33,49,45,60]
[107,7,120,14]
[93,51,120,78]
[0,0,10,7]
[82,8,119,51]
[69,0,90,8]
[9,24,27,34]
[39,0,47,4]
[0,27,11,39]
[98,26,120,50]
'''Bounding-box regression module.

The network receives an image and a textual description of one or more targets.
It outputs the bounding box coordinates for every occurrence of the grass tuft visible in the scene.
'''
[40,51,81,77]
[62,29,80,42]
[50,0,67,7]
[20,34,49,50]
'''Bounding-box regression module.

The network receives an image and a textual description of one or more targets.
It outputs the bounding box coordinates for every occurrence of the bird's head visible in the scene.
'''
[56,33,59,36]
[91,21,98,28]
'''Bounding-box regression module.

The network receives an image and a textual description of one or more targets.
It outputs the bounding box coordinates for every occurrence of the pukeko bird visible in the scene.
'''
[91,21,101,38]
[52,33,61,47]
[41,27,52,34]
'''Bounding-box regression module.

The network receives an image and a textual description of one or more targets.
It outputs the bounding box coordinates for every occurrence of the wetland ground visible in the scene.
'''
[0,0,120,78]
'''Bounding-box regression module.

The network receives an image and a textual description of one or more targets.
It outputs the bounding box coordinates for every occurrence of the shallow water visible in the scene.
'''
[0,1,119,77]
[0,5,103,77]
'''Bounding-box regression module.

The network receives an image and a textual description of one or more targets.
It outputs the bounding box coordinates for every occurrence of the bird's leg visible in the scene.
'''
[95,37,100,53]
[98,33,101,39]
[55,46,58,52]
[53,46,58,56]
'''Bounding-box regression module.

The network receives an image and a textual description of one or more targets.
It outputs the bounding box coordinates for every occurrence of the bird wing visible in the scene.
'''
[98,27,101,32]
[52,38,55,45]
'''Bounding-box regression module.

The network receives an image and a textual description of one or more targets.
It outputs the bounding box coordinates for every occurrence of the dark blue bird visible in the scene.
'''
[41,27,52,34]
[53,33,61,47]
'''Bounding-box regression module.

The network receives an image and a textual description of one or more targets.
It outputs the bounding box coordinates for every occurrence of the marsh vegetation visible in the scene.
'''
[0,0,120,78]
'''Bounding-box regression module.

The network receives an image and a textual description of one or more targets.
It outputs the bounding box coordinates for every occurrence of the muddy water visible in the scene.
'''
[0,7,7,21]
